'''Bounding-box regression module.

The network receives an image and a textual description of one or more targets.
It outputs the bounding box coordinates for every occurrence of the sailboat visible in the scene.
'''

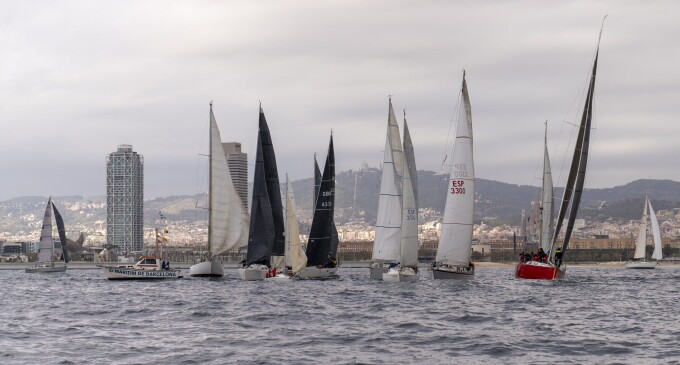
[26,197,68,273]
[625,198,662,269]
[432,72,476,279]
[189,102,249,277]
[298,134,338,279]
[370,98,404,280]
[239,106,285,281]
[383,110,420,283]
[314,154,339,268]
[265,175,308,281]
[516,25,603,280]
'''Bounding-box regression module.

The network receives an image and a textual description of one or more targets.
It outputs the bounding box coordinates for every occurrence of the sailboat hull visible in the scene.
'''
[189,261,224,277]
[625,260,657,269]
[238,265,268,281]
[515,261,565,280]
[25,264,67,273]
[369,263,389,280]
[297,266,337,279]
[432,265,475,279]
[383,267,419,283]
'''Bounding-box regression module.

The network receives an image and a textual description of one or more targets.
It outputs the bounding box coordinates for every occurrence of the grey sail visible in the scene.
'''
[313,154,322,210]
[305,135,335,266]
[403,114,418,211]
[52,202,70,264]
[551,49,599,257]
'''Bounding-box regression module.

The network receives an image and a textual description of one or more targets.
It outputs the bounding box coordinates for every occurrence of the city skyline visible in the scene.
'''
[1,1,679,201]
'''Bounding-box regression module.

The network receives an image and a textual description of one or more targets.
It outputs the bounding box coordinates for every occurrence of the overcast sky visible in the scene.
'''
[1,0,678,201]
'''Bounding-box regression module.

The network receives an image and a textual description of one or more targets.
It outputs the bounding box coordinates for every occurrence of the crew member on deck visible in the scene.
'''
[555,248,563,267]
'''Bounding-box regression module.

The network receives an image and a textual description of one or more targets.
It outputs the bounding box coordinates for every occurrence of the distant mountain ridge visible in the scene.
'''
[1,171,679,233]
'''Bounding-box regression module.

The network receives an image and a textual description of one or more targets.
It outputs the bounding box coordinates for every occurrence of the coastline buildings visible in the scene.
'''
[106,145,144,254]
[222,142,248,209]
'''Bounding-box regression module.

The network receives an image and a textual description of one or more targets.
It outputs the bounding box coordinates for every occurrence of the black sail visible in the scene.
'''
[551,49,599,258]
[561,51,598,254]
[314,156,338,258]
[246,125,275,266]
[305,135,335,266]
[52,202,70,263]
[259,109,285,257]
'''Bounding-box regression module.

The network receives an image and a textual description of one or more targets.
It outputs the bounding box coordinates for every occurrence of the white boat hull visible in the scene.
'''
[104,267,182,280]
[625,260,657,269]
[189,261,225,277]
[432,265,475,279]
[382,268,419,283]
[25,265,67,273]
[297,266,337,279]
[369,263,389,280]
[238,266,268,281]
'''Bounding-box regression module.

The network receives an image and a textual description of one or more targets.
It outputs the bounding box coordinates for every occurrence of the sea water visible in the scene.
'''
[1,266,680,364]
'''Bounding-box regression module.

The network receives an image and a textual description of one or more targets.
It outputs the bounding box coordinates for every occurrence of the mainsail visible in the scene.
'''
[400,148,419,268]
[208,103,249,256]
[633,198,649,260]
[403,114,418,209]
[52,202,70,263]
[37,198,54,263]
[436,73,475,267]
[551,47,599,257]
[649,200,663,260]
[540,124,554,252]
[372,98,403,262]
[246,107,285,266]
[305,135,335,266]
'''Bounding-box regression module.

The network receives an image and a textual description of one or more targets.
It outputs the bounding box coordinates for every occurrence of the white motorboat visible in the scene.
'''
[103,256,182,280]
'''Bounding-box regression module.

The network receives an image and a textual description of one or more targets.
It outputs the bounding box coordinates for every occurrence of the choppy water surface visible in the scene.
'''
[2,266,680,364]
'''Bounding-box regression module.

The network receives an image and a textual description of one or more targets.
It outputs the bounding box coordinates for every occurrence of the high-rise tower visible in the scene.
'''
[106,144,144,254]
[222,142,248,210]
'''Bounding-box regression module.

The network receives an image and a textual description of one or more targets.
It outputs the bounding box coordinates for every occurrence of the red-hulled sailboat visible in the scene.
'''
[516,20,604,280]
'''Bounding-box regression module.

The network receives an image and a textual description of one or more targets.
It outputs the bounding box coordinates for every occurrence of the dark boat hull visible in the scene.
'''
[515,261,565,280]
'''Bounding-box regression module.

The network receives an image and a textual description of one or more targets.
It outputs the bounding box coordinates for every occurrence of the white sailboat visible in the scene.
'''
[266,175,308,281]
[26,198,68,273]
[432,72,476,279]
[383,113,419,283]
[626,198,662,269]
[370,98,404,280]
[189,103,249,277]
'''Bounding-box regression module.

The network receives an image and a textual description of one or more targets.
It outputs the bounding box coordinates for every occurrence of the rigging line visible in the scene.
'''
[441,82,464,173]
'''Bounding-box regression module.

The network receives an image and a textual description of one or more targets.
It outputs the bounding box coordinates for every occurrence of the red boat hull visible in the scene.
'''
[515,261,565,280]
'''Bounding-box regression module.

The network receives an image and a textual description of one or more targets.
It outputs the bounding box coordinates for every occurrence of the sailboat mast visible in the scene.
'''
[207,102,214,255]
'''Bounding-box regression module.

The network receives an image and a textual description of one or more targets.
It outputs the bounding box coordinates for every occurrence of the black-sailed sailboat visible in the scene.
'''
[26,198,69,273]
[516,21,604,280]
[239,105,285,280]
[298,134,338,279]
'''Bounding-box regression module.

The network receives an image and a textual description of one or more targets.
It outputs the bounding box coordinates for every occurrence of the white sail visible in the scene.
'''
[540,126,554,252]
[633,198,649,260]
[209,106,249,256]
[37,198,54,263]
[284,176,307,273]
[400,154,419,268]
[437,75,475,267]
[372,99,403,262]
[649,200,663,260]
